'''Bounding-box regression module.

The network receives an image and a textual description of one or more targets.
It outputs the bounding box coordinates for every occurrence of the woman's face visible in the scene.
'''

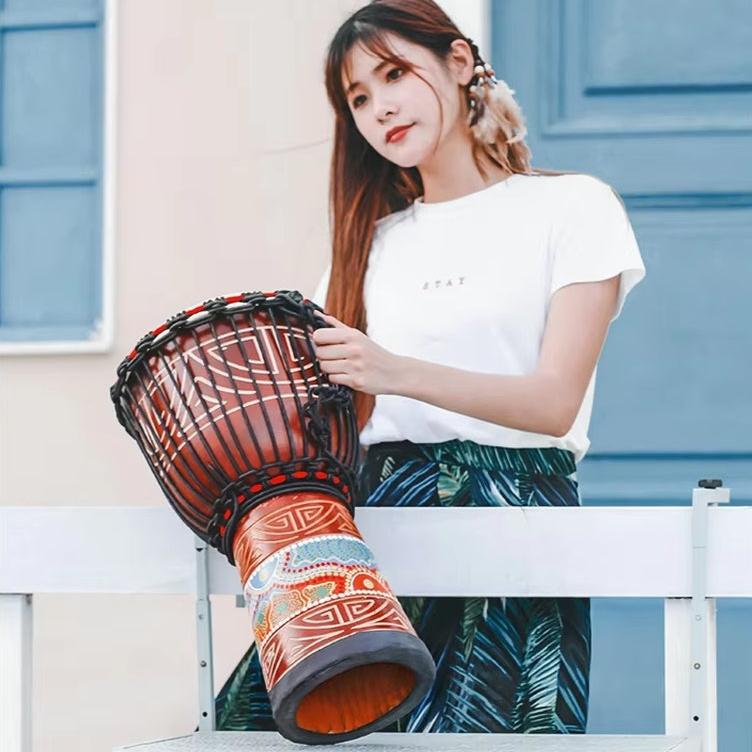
[342,33,473,169]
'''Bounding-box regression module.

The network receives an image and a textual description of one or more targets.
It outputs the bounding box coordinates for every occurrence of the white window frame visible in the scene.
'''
[0,0,117,356]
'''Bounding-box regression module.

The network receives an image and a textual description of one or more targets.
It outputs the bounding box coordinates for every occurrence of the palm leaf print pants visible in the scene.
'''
[207,439,591,734]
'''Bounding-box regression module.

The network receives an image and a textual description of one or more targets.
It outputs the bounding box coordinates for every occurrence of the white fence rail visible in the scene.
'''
[1,482,748,751]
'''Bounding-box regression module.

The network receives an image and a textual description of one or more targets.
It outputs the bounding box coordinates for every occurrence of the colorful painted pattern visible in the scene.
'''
[233,493,419,692]
[244,528,402,687]
[244,535,390,649]
[208,439,591,735]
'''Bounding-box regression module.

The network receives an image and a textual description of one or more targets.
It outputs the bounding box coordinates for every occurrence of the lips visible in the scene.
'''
[386,124,414,143]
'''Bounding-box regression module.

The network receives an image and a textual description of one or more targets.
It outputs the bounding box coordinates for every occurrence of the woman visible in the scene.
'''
[213,0,646,734]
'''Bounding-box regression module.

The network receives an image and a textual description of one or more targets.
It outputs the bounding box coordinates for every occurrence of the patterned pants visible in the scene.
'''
[208,439,591,734]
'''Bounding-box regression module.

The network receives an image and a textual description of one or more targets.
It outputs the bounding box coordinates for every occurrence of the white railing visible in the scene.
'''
[2,482,747,751]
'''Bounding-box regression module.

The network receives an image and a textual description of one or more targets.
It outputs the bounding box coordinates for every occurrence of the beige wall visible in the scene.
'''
[0,1,365,750]
[1,1,489,749]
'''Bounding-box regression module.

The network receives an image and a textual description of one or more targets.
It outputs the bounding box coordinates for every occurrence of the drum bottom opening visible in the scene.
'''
[294,661,416,734]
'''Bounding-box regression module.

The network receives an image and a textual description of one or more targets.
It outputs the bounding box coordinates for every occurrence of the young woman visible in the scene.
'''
[212,0,646,734]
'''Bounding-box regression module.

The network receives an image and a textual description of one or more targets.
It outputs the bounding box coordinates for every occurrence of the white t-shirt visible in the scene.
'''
[311,172,646,464]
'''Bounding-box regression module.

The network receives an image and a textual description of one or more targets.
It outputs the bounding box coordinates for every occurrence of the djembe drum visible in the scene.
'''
[109,290,435,745]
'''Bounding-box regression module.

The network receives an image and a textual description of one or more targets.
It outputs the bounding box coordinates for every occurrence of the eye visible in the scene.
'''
[350,67,405,110]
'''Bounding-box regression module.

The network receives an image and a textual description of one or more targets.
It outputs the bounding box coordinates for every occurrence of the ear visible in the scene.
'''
[448,38,475,87]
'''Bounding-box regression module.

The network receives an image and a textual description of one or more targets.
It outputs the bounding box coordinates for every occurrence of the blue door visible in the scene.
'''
[491,1,752,746]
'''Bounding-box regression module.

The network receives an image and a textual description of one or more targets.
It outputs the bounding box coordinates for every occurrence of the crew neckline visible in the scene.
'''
[412,172,527,213]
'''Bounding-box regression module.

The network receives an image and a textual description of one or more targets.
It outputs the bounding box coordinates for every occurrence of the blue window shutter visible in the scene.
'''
[0,0,104,343]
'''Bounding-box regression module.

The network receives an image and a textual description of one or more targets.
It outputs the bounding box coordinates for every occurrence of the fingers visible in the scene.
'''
[313,344,348,360]
[318,358,349,374]
[312,324,351,345]
[314,311,346,328]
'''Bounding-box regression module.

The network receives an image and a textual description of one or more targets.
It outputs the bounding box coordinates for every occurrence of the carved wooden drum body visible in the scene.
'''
[110,291,435,744]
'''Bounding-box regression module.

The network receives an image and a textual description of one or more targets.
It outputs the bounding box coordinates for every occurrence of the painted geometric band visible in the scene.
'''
[244,534,389,646]
[260,592,415,688]
[233,496,362,582]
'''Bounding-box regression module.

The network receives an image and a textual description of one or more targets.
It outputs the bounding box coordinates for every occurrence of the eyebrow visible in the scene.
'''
[346,59,391,96]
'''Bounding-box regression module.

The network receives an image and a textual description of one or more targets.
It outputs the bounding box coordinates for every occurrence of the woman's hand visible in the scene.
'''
[311,312,404,395]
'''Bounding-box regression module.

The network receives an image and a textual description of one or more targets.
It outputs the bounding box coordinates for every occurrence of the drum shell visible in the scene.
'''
[122,311,349,529]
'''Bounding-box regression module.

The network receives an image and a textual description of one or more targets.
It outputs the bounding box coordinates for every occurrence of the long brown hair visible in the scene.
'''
[323,0,576,432]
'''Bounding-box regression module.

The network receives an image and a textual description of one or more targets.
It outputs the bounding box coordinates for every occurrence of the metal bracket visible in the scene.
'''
[195,535,216,732]
[689,479,730,751]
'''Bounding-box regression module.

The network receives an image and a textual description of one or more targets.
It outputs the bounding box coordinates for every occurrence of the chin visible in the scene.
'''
[385,144,429,169]
[390,156,421,169]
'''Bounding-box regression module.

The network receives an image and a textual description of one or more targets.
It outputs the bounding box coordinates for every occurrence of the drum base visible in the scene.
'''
[269,629,435,745]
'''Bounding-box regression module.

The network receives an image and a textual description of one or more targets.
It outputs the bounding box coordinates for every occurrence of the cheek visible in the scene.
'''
[352,116,380,149]
[415,89,447,134]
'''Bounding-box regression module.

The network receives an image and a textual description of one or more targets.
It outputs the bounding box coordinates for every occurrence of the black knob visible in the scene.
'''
[698,479,723,489]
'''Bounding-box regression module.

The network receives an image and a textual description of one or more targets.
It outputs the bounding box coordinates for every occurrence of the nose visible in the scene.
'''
[374,99,396,123]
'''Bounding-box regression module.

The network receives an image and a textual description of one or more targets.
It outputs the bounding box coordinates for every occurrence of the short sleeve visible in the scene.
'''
[548,175,646,323]
[310,263,331,309]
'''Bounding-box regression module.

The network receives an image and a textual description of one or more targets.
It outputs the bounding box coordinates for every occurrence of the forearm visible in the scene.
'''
[392,355,571,437]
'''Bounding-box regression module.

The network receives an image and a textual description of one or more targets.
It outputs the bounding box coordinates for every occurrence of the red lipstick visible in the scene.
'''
[386,124,414,143]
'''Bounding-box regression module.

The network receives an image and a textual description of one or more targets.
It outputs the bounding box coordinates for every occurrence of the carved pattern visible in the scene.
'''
[260,594,415,688]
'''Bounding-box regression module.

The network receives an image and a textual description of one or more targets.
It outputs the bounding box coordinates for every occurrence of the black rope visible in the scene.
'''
[110,290,360,564]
